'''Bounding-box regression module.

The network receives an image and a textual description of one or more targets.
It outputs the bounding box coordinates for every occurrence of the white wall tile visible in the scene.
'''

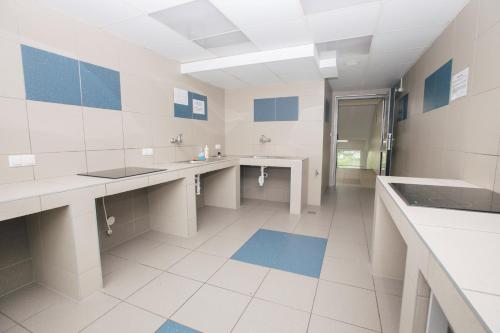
[83,108,124,151]
[0,97,30,154]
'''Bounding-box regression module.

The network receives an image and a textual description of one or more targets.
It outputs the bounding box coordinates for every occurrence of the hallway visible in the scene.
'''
[0,185,402,333]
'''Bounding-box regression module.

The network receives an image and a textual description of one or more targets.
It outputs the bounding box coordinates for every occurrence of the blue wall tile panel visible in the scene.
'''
[231,229,327,278]
[156,320,200,333]
[423,59,453,112]
[174,91,208,120]
[254,98,276,122]
[21,45,81,106]
[276,96,299,121]
[397,94,408,121]
[80,62,121,110]
[190,92,208,120]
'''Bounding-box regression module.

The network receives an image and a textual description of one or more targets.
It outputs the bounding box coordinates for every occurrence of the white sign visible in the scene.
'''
[192,99,205,115]
[450,67,469,101]
[174,88,188,105]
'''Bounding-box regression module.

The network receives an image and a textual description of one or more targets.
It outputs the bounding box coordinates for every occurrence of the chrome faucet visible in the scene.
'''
[259,135,271,144]
[170,133,183,144]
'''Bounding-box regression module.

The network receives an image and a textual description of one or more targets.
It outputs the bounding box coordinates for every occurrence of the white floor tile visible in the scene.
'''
[324,240,369,261]
[108,237,163,261]
[208,260,269,296]
[130,243,191,270]
[255,270,317,312]
[218,221,261,241]
[5,326,30,333]
[263,212,300,233]
[0,285,64,322]
[329,224,367,245]
[308,314,376,333]
[320,257,374,290]
[171,284,250,333]
[233,298,309,333]
[313,280,381,331]
[81,302,164,333]
[294,220,331,238]
[0,313,15,332]
[23,292,119,333]
[141,230,212,250]
[197,236,246,258]
[103,261,161,299]
[377,293,402,333]
[168,251,226,282]
[373,276,404,297]
[126,272,202,318]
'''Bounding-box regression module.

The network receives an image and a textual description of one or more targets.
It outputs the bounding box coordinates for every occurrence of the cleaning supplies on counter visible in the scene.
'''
[197,148,206,161]
[204,144,209,159]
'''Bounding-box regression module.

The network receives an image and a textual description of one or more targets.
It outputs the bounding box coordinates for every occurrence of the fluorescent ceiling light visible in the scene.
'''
[338,139,349,143]
[150,0,236,40]
[181,44,317,73]
[193,30,251,49]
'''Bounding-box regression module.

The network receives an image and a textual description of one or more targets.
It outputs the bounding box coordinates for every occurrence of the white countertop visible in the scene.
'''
[0,155,307,204]
[379,176,500,332]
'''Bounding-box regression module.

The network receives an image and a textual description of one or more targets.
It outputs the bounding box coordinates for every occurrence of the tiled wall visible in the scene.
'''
[392,0,500,192]
[0,217,33,297]
[0,0,225,185]
[0,0,225,296]
[226,80,326,205]
[241,166,291,203]
[254,96,299,122]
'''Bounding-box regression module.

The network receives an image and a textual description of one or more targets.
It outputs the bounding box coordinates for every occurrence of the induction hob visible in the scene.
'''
[389,183,500,214]
[78,167,166,179]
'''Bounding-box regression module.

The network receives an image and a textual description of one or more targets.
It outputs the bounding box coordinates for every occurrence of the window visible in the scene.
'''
[337,149,361,168]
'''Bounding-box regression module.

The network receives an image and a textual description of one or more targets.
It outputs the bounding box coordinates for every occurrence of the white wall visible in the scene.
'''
[392,0,500,192]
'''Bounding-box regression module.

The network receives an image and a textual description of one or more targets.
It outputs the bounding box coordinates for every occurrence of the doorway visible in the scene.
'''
[330,93,394,188]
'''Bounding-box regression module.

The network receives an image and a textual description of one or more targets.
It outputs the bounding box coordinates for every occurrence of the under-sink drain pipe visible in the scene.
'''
[258,166,268,187]
[195,174,201,195]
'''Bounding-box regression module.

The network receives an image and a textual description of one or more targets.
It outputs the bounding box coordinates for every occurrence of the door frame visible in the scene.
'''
[329,93,390,187]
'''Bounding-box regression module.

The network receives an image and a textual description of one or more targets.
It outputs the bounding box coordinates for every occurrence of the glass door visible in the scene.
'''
[379,88,396,176]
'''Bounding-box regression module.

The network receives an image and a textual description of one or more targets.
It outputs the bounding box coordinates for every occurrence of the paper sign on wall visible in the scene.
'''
[192,99,205,115]
[450,67,469,101]
[174,88,188,105]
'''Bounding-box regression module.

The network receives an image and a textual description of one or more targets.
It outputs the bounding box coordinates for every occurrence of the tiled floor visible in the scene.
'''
[0,185,402,333]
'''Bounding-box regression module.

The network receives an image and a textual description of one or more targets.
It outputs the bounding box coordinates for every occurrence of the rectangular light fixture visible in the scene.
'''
[193,30,251,49]
[338,139,349,143]
[181,44,317,73]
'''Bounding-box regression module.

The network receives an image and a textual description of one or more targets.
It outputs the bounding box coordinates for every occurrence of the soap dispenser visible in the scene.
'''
[204,144,209,159]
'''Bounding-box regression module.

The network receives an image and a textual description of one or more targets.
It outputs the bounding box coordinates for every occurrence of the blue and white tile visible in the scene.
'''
[308,314,376,333]
[156,320,200,333]
[103,260,162,299]
[197,235,247,258]
[171,285,250,333]
[126,272,202,318]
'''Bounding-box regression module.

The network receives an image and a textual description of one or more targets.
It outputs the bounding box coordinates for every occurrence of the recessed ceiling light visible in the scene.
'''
[300,0,378,15]
[150,0,236,40]
[193,31,251,49]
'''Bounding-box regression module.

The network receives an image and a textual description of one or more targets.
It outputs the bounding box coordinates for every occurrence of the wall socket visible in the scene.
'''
[142,148,154,156]
[8,154,36,167]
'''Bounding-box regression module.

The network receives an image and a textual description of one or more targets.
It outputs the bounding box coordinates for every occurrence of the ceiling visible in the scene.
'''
[38,0,469,91]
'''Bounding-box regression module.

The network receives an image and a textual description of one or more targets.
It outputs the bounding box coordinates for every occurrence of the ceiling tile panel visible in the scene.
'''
[266,58,322,82]
[122,0,193,14]
[242,19,313,50]
[300,0,380,15]
[306,1,381,42]
[105,15,215,62]
[39,0,142,27]
[371,25,446,52]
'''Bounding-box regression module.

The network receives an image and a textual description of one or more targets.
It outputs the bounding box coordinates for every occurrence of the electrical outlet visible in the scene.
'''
[142,148,154,156]
[8,154,36,167]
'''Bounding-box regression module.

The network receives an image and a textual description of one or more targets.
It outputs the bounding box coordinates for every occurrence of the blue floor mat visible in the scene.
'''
[231,229,327,278]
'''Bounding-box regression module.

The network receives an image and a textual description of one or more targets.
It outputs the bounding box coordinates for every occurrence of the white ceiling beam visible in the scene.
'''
[181,43,316,73]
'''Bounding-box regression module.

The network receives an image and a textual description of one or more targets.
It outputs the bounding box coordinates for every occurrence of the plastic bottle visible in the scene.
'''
[204,144,209,159]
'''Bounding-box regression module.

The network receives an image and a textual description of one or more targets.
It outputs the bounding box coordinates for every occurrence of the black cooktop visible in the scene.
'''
[78,167,166,179]
[389,183,500,214]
